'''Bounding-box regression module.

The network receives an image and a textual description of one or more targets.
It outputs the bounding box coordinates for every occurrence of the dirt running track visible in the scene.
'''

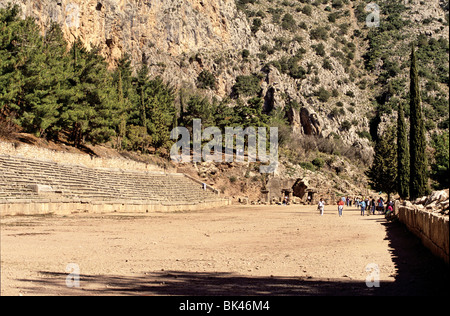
[1,205,449,296]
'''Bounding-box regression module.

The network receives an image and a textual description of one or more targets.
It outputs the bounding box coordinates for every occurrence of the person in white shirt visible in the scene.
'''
[318,198,325,216]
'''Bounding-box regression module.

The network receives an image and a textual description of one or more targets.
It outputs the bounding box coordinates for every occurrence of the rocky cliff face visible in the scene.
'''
[2,0,448,152]
[3,0,252,62]
[2,0,448,202]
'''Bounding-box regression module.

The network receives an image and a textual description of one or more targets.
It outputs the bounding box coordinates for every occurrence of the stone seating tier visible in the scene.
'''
[0,155,220,203]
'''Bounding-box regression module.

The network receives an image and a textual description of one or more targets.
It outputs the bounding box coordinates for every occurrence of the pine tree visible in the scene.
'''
[409,44,428,200]
[83,46,119,145]
[0,7,45,131]
[116,71,126,148]
[183,95,215,129]
[112,54,136,149]
[145,77,176,150]
[366,128,398,202]
[430,132,449,189]
[0,5,23,118]
[134,64,149,128]
[397,100,409,200]
[21,22,70,138]
[60,40,117,146]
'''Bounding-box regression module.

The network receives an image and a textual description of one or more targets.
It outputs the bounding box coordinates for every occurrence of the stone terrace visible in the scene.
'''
[0,154,224,205]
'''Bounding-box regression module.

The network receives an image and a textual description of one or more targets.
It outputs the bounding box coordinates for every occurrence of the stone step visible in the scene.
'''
[0,154,221,203]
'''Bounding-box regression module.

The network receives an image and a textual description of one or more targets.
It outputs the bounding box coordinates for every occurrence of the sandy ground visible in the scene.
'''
[1,204,448,296]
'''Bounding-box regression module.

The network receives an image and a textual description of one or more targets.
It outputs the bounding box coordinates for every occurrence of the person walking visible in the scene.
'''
[371,198,376,215]
[360,199,366,216]
[318,198,325,216]
[338,199,344,217]
[378,198,384,214]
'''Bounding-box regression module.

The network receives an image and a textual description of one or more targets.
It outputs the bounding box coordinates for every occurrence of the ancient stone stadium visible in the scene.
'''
[0,154,230,215]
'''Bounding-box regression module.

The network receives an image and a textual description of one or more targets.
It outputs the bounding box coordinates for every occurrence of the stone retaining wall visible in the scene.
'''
[0,198,231,216]
[397,205,449,264]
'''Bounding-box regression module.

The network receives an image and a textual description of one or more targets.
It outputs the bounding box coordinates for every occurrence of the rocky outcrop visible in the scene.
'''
[1,0,253,64]
[410,189,450,216]
[2,0,446,154]
[0,0,374,149]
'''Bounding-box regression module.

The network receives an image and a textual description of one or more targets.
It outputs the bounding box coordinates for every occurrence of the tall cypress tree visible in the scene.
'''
[397,100,409,200]
[366,128,398,202]
[409,44,428,200]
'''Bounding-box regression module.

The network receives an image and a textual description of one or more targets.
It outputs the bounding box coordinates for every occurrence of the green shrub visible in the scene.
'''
[312,157,325,169]
[357,130,372,141]
[317,87,331,102]
[299,21,308,30]
[236,0,257,11]
[310,26,328,41]
[328,12,338,23]
[196,70,216,90]
[322,59,333,70]
[345,90,355,98]
[233,75,261,97]
[241,49,250,59]
[251,18,262,33]
[341,120,352,131]
[332,0,344,9]
[302,5,312,16]
[300,161,316,171]
[313,43,326,56]
[330,107,344,117]
[281,13,296,31]
[269,56,306,80]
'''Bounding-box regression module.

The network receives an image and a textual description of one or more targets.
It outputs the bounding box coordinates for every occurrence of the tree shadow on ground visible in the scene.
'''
[380,220,449,296]
[20,270,384,296]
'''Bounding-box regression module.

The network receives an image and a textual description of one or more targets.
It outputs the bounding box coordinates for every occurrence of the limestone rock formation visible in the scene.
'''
[411,189,450,216]
[2,0,252,63]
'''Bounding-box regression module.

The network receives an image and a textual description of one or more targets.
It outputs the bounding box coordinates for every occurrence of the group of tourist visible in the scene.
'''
[317,196,395,217]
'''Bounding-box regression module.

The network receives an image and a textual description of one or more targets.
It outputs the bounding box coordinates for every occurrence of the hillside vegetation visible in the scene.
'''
[0,0,448,199]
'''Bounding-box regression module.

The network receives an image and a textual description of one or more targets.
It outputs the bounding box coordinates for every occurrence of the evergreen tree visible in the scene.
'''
[112,54,136,149]
[0,5,24,118]
[134,64,149,128]
[0,7,45,130]
[133,66,176,150]
[397,100,409,199]
[236,97,269,128]
[83,46,120,145]
[60,40,117,146]
[59,39,91,146]
[430,132,449,189]
[183,95,215,129]
[409,45,428,200]
[366,128,398,202]
[213,99,237,131]
[145,77,176,150]
[21,22,70,138]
